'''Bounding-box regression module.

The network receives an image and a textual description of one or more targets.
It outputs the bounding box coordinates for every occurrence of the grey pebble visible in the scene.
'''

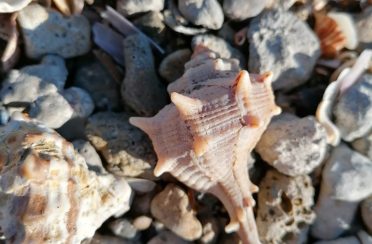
[17,3,90,59]
[62,87,94,119]
[133,11,168,45]
[117,0,164,16]
[28,93,73,128]
[248,9,320,91]
[361,196,372,234]
[178,0,224,30]
[132,216,152,231]
[85,112,156,178]
[108,219,137,239]
[334,74,372,142]
[159,49,191,83]
[256,113,328,176]
[223,0,267,21]
[121,34,168,116]
[74,60,121,111]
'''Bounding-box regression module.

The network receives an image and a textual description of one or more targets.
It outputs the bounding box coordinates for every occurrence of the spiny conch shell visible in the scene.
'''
[316,49,372,146]
[130,47,281,244]
[314,13,347,58]
[0,116,132,243]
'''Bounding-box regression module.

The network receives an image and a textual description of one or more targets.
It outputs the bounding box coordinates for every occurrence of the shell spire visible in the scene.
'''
[130,47,281,244]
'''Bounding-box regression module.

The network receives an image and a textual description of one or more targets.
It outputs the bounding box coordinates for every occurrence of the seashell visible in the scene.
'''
[130,48,281,244]
[0,116,132,243]
[328,12,358,50]
[0,0,31,13]
[314,13,347,58]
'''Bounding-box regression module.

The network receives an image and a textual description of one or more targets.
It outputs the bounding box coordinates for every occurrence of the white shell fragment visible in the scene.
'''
[0,118,132,243]
[328,12,358,50]
[0,0,31,13]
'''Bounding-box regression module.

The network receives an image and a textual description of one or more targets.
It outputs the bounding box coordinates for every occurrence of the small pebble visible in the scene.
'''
[132,192,154,215]
[108,218,137,239]
[117,0,164,16]
[178,0,224,30]
[126,178,156,193]
[328,12,358,50]
[192,34,246,67]
[62,87,94,119]
[256,170,315,244]
[256,113,327,176]
[85,112,155,178]
[361,196,372,234]
[223,0,266,21]
[147,230,189,244]
[74,60,121,111]
[17,3,90,59]
[151,184,203,241]
[334,74,372,142]
[248,9,320,91]
[72,140,105,174]
[132,215,152,231]
[355,7,372,50]
[159,49,192,83]
[133,11,168,45]
[28,93,74,128]
[352,133,372,160]
[121,34,168,116]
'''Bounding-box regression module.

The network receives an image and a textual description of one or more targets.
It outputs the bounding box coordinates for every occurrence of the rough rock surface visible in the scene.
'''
[121,34,168,116]
[85,112,155,178]
[256,170,315,244]
[117,0,164,16]
[17,3,90,59]
[151,184,203,241]
[312,144,372,239]
[256,113,327,176]
[159,49,192,83]
[334,74,372,141]
[361,196,372,234]
[178,0,224,30]
[223,0,266,21]
[248,9,320,91]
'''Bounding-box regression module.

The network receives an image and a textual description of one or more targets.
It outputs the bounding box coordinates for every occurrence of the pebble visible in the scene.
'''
[74,60,121,111]
[0,0,31,13]
[352,133,372,160]
[133,11,168,45]
[0,70,58,104]
[314,236,360,244]
[132,192,154,215]
[147,230,189,244]
[200,217,220,244]
[62,87,94,118]
[328,12,358,50]
[121,34,168,116]
[0,106,9,125]
[256,170,315,244]
[159,49,192,83]
[117,0,164,16]
[192,34,246,68]
[108,218,137,239]
[72,140,105,174]
[17,3,90,59]
[178,0,224,30]
[132,215,152,231]
[20,55,67,90]
[126,178,156,193]
[223,0,266,21]
[256,113,327,176]
[248,9,320,91]
[334,74,372,142]
[311,144,372,240]
[355,7,372,50]
[28,93,74,128]
[358,230,372,244]
[361,196,372,234]
[150,184,203,241]
[85,112,155,178]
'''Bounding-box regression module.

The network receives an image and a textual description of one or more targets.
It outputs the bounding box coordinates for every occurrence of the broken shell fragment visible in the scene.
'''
[130,48,281,244]
[0,0,31,13]
[328,12,358,50]
[0,118,132,243]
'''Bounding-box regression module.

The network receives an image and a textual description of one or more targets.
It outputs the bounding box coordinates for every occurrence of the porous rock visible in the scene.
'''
[256,170,315,244]
[28,92,74,128]
[150,184,203,241]
[256,113,327,176]
[121,34,167,116]
[0,118,132,243]
[361,196,372,234]
[85,112,155,178]
[159,49,192,83]
[192,34,246,68]
[117,0,164,16]
[248,9,320,91]
[334,74,372,141]
[17,3,90,59]
[223,0,266,21]
[178,0,224,30]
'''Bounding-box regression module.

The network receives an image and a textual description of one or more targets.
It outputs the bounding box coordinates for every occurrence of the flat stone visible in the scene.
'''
[117,0,164,16]
[151,184,202,241]
[248,9,320,91]
[256,114,327,176]
[85,112,156,178]
[17,3,90,59]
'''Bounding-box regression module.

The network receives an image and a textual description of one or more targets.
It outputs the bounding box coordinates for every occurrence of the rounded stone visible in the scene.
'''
[159,49,191,83]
